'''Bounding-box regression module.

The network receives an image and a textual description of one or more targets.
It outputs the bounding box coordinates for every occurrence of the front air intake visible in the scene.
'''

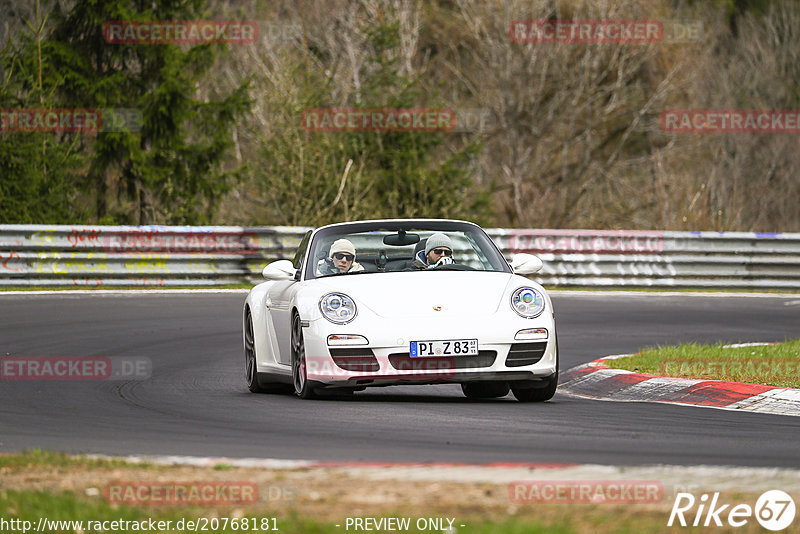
[328,348,380,372]
[505,342,547,367]
[387,351,497,370]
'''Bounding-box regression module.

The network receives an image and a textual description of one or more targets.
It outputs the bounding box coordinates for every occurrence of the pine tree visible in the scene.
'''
[1,0,251,224]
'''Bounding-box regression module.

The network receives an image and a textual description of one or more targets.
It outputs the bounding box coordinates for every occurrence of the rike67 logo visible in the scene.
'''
[668,490,796,531]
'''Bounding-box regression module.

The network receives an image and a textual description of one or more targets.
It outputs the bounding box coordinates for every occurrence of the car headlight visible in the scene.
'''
[511,287,545,318]
[319,293,357,324]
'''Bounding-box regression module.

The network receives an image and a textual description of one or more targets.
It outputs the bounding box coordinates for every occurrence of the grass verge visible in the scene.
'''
[0,450,152,470]
[0,451,733,534]
[0,487,694,534]
[605,339,800,388]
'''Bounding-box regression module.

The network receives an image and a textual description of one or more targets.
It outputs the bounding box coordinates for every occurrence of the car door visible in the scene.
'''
[266,280,295,365]
[265,230,312,365]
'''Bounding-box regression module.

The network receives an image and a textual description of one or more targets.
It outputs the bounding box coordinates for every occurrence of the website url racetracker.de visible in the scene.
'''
[0,516,279,533]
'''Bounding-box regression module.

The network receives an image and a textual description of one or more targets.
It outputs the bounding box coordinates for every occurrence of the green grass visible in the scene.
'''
[0,489,569,534]
[606,339,800,387]
[0,451,764,534]
[213,463,234,471]
[0,452,773,533]
[0,488,697,534]
[0,450,152,470]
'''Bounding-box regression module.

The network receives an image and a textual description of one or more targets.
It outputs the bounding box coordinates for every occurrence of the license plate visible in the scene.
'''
[410,339,478,357]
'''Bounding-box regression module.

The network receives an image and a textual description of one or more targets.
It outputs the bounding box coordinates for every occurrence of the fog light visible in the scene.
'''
[327,334,369,346]
[515,328,548,340]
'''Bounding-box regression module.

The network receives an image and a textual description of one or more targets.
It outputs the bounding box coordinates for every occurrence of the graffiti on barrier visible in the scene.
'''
[34,252,111,274]
[104,231,260,253]
[72,278,104,286]
[507,230,664,254]
[539,260,677,277]
[124,260,170,273]
[0,252,23,272]
[67,228,104,248]
[131,278,165,286]
[29,229,57,246]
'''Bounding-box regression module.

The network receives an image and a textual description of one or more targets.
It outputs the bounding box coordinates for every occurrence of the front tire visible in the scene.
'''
[511,335,559,402]
[511,374,558,402]
[291,313,317,399]
[461,381,510,399]
[244,309,268,393]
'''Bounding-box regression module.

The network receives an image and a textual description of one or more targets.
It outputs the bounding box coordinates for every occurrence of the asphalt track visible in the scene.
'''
[1,292,799,467]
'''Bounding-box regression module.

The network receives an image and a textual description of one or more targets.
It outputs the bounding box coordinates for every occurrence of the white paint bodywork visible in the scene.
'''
[243,220,557,389]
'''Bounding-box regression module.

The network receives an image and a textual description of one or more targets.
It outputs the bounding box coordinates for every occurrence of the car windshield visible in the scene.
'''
[304,221,511,279]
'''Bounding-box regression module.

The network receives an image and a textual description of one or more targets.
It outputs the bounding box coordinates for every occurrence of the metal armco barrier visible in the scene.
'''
[0,225,798,289]
[0,225,308,287]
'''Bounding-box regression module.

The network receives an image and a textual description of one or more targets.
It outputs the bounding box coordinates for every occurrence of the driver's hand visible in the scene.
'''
[430,256,455,268]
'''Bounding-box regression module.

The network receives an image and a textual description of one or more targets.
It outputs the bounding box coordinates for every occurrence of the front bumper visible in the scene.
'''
[302,314,557,387]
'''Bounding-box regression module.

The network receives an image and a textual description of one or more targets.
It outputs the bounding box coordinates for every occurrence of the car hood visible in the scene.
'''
[312,271,516,318]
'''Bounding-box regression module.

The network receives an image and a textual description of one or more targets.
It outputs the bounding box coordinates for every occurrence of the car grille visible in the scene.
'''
[387,351,497,371]
[505,342,547,367]
[328,348,380,372]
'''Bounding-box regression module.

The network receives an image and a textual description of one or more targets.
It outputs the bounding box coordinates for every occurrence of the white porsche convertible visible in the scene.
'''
[243,219,558,401]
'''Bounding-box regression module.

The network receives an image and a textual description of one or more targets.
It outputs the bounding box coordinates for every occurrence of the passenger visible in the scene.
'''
[413,233,455,269]
[317,238,365,275]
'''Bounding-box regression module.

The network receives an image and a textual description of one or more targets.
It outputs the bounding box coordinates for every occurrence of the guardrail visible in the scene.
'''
[491,229,800,289]
[0,225,798,289]
[0,225,308,287]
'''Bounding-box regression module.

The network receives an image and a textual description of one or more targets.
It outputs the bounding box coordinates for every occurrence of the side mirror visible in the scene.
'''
[510,253,543,275]
[262,260,297,281]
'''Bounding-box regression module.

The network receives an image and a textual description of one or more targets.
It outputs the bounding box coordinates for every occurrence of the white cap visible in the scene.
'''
[329,238,356,257]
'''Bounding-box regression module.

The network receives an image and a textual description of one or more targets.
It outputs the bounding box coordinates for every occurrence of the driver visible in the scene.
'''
[317,238,365,275]
[413,232,455,269]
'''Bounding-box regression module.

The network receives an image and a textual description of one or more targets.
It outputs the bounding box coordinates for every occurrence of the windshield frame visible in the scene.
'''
[302,219,512,280]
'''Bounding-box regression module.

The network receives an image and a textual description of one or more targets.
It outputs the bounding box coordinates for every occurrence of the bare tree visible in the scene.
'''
[689,0,800,231]
[208,0,798,231]
[432,0,697,228]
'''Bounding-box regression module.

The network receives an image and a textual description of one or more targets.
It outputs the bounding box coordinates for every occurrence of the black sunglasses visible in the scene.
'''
[333,252,354,261]
[431,248,452,256]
